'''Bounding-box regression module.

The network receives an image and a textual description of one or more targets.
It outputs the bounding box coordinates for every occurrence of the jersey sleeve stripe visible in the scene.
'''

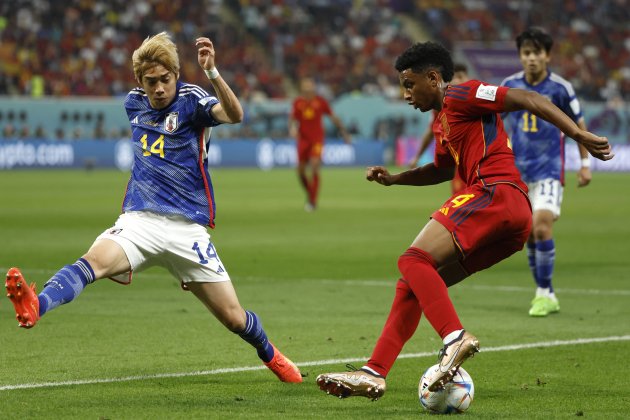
[445,92,468,101]
[549,73,576,96]
[481,114,498,147]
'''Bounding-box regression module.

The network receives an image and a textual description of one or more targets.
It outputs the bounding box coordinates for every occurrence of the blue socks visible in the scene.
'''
[526,242,538,284]
[38,258,95,316]
[534,239,555,291]
[238,311,275,363]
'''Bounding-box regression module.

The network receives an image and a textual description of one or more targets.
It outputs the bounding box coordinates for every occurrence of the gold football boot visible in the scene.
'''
[427,330,480,391]
[317,365,386,401]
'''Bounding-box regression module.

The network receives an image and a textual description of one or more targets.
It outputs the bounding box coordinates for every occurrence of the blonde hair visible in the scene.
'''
[132,32,180,82]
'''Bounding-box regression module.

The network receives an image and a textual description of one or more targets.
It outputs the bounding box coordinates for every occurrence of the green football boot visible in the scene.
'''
[529,296,560,317]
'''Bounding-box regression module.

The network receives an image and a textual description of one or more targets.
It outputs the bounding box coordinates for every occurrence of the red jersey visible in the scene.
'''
[433,80,527,193]
[291,96,332,143]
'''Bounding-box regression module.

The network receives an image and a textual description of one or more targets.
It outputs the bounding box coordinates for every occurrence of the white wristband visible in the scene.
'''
[204,68,220,80]
[581,157,591,168]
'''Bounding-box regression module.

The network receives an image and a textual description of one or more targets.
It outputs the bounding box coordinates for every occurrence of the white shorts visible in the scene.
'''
[527,178,563,218]
[96,211,230,284]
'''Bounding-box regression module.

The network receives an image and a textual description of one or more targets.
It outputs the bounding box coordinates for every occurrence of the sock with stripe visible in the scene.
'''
[38,258,95,316]
[365,278,422,377]
[238,310,275,363]
[526,241,539,284]
[535,239,555,292]
[398,247,463,339]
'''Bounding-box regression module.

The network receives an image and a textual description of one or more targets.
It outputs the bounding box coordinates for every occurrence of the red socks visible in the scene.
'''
[366,279,422,377]
[398,247,463,340]
[299,173,309,191]
[299,172,319,206]
[308,172,319,206]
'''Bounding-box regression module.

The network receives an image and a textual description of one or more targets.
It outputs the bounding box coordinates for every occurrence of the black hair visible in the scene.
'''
[395,41,454,83]
[516,27,553,53]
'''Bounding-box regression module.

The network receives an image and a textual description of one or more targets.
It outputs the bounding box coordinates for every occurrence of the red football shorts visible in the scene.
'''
[297,140,323,163]
[431,183,532,275]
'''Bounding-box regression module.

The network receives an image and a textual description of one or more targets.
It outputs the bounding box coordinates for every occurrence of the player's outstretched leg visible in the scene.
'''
[5,267,40,328]
[426,330,479,391]
[263,343,303,383]
[237,310,302,383]
[317,366,386,401]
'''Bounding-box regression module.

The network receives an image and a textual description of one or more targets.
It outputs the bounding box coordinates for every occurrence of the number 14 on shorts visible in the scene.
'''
[192,241,225,273]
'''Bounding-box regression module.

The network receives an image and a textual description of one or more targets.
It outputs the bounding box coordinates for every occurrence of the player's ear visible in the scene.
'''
[427,70,440,87]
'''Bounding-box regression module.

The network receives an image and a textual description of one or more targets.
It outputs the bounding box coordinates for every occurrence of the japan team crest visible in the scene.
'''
[164,112,179,133]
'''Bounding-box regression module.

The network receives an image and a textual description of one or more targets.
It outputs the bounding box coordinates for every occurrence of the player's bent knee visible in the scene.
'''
[532,225,552,241]
[218,307,247,332]
[397,248,436,278]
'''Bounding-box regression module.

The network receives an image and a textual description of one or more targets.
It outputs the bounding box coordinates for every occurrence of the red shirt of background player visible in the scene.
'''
[291,96,332,144]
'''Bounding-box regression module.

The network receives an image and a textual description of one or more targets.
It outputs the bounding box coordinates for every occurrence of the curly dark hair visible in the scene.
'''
[516,27,553,53]
[394,41,454,82]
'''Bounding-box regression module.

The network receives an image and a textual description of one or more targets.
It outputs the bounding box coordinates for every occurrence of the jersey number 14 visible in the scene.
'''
[140,134,165,158]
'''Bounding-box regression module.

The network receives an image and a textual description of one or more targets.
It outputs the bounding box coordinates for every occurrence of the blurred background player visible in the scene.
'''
[501,27,593,317]
[408,63,470,194]
[289,77,351,211]
[316,41,612,402]
[5,32,302,384]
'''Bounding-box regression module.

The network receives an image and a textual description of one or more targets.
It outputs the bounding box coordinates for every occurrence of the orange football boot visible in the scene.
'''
[5,267,40,328]
[264,343,303,383]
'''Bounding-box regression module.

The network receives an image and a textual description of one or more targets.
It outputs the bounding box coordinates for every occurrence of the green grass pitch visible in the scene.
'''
[1,168,629,419]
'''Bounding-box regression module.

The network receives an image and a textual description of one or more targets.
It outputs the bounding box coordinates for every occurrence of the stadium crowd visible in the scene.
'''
[0,1,628,141]
[2,0,628,101]
[415,0,630,101]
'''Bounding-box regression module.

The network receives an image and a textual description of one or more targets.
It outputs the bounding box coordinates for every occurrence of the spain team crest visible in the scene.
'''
[164,112,179,133]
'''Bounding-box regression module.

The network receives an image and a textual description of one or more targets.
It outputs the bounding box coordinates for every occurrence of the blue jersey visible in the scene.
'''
[123,81,221,227]
[501,71,582,185]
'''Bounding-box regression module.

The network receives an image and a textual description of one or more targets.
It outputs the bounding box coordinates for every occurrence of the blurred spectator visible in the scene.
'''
[2,123,17,139]
[34,125,47,139]
[0,0,627,143]
[0,0,285,99]
[1,1,627,101]
[54,128,65,141]
[414,0,630,101]
[230,0,408,99]
[18,125,31,139]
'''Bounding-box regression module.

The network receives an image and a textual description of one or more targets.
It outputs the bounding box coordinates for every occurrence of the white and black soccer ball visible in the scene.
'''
[418,364,474,414]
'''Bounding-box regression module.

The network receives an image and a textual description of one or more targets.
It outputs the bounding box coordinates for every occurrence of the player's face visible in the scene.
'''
[300,78,316,98]
[451,71,468,85]
[140,64,178,110]
[519,41,550,80]
[399,68,440,112]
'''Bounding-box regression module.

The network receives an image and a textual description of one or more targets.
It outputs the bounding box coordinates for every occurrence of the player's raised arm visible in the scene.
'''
[503,88,613,161]
[196,37,243,124]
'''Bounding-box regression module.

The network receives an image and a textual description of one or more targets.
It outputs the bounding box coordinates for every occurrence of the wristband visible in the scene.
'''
[581,157,591,168]
[204,68,220,80]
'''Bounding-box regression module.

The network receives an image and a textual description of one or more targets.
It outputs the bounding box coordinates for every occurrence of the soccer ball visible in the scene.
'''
[418,364,474,414]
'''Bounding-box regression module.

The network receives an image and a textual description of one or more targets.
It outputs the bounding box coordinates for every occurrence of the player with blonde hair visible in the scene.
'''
[6,32,302,384]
